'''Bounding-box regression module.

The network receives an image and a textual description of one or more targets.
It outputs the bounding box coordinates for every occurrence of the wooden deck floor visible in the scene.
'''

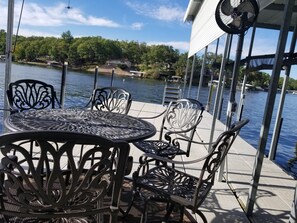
[128,101,296,223]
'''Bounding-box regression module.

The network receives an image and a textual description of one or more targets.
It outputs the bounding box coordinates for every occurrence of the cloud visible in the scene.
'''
[131,22,144,30]
[17,28,60,38]
[1,1,121,28]
[147,41,189,52]
[125,1,185,22]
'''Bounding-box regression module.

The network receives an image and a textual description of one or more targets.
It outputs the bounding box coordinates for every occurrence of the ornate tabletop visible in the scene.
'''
[5,109,156,142]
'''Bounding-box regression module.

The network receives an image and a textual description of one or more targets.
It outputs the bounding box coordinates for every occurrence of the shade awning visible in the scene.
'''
[241,52,297,71]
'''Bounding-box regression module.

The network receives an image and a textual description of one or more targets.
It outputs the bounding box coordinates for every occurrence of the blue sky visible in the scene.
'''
[0,0,296,78]
[0,0,191,52]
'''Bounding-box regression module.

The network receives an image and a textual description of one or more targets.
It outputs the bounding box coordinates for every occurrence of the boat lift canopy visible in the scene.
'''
[184,0,297,220]
[242,52,297,71]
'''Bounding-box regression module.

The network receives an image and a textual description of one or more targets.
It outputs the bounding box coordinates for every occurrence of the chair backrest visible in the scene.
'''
[90,87,132,114]
[6,79,60,113]
[161,98,204,156]
[0,131,130,223]
[193,119,249,211]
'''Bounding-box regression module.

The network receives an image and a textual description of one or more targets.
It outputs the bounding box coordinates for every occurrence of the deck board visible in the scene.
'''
[1,101,294,222]
[129,101,296,223]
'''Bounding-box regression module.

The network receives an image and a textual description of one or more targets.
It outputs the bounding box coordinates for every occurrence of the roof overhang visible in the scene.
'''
[185,0,297,57]
[183,0,204,22]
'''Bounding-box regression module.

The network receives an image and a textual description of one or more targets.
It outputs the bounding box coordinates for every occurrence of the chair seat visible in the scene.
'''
[133,140,187,157]
[134,165,210,206]
[126,119,249,223]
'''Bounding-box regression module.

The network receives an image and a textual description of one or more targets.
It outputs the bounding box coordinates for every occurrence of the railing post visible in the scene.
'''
[3,0,14,133]
[60,62,68,108]
[93,66,99,90]
[110,68,115,87]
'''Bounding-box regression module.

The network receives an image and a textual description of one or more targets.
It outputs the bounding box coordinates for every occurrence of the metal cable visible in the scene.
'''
[13,0,25,52]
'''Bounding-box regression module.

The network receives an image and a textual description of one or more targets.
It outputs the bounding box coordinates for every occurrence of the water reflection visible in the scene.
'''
[0,63,297,179]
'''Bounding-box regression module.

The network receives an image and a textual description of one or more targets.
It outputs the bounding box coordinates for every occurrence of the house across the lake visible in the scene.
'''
[106,59,132,68]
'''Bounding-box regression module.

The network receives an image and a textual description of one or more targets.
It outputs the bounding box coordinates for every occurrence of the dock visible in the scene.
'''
[0,100,295,222]
[128,101,296,223]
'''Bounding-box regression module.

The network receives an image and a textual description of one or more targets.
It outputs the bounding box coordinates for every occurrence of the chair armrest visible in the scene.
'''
[171,136,215,146]
[137,108,167,119]
[139,153,210,166]
[163,123,199,138]
[0,108,12,111]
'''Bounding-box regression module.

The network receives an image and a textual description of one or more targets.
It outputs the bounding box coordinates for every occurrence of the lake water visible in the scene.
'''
[1,63,297,178]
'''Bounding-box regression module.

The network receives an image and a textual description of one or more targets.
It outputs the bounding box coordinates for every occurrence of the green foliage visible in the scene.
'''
[0,29,6,55]
[4,30,297,89]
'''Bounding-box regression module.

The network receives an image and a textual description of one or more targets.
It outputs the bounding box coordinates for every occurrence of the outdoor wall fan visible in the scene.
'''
[215,0,259,34]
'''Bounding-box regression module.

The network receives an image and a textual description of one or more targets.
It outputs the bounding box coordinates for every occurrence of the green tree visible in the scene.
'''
[50,39,68,62]
[61,30,74,45]
[0,29,6,55]
[141,45,179,78]
[173,52,187,77]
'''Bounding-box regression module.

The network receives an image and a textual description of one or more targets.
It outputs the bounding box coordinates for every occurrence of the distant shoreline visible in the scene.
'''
[16,61,131,77]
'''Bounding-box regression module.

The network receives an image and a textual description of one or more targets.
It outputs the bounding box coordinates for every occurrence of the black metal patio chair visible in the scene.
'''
[133,98,204,159]
[6,79,61,114]
[87,87,132,114]
[0,130,130,223]
[125,119,249,223]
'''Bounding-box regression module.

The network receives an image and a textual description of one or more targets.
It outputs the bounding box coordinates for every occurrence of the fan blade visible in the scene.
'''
[228,18,242,28]
[237,1,256,14]
[221,0,234,16]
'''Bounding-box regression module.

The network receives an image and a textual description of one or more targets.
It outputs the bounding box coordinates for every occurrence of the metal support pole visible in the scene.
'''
[218,34,232,120]
[3,0,14,133]
[226,32,245,129]
[93,66,99,90]
[237,24,257,121]
[110,68,115,87]
[196,46,208,101]
[269,16,297,161]
[216,34,232,181]
[237,73,247,121]
[60,62,68,108]
[206,39,219,112]
[217,74,226,120]
[246,0,294,216]
[209,34,232,155]
[187,54,196,98]
[268,73,288,160]
[182,58,190,98]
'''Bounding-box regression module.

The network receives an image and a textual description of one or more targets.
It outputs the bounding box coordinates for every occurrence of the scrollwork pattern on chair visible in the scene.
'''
[90,87,132,114]
[0,131,130,223]
[6,79,60,113]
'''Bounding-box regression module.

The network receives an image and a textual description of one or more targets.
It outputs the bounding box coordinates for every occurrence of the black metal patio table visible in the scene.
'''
[4,108,156,142]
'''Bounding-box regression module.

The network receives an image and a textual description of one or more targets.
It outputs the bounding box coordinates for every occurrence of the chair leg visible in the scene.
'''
[163,203,175,222]
[141,199,149,223]
[120,187,140,217]
[179,206,185,223]
[196,209,208,223]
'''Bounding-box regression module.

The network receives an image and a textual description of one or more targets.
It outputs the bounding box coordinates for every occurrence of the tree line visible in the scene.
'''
[1,29,297,90]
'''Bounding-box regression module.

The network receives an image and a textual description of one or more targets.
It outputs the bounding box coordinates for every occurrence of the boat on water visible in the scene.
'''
[129,70,145,78]
[167,75,183,83]
[208,80,225,87]
[0,55,5,62]
[237,83,256,91]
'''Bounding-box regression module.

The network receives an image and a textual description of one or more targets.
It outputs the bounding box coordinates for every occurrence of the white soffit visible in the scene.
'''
[187,0,275,57]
